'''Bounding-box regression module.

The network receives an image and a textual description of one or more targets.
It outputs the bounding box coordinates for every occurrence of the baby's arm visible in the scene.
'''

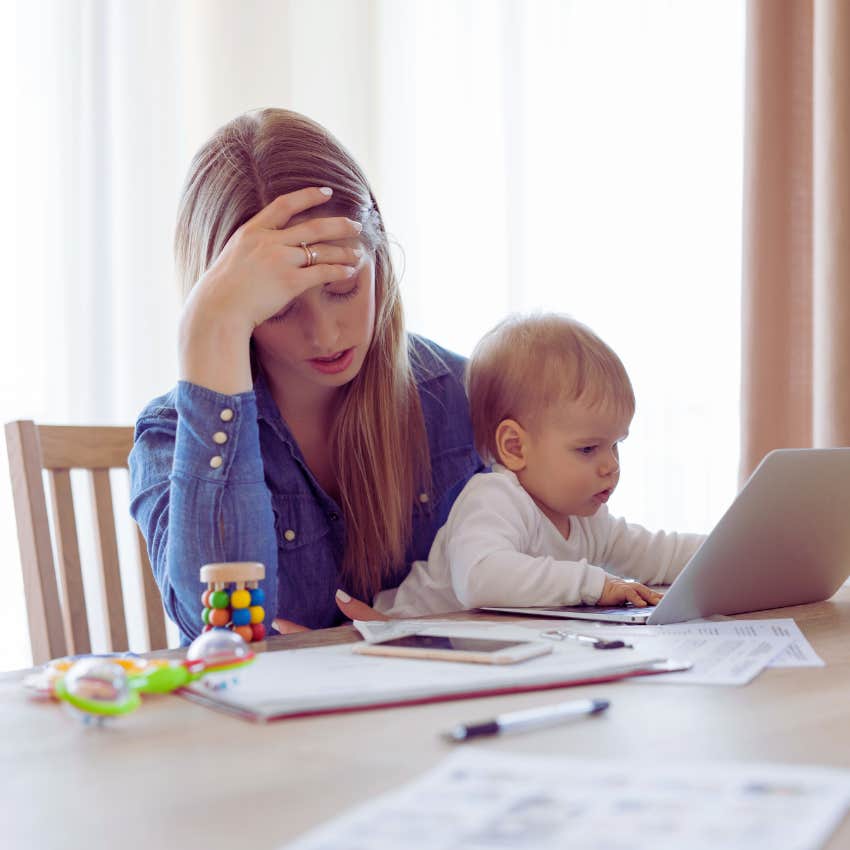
[446,476,608,608]
[594,512,708,586]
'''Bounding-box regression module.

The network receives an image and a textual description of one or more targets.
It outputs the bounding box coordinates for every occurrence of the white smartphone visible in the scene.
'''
[352,633,553,665]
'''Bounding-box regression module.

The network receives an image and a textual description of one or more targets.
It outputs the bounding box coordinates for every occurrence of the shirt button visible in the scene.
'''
[284,529,296,542]
[209,456,223,469]
[220,408,234,422]
[418,492,430,504]
[212,431,228,445]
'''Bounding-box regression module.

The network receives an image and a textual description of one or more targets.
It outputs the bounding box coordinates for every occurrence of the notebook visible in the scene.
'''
[179,622,689,722]
[483,447,850,625]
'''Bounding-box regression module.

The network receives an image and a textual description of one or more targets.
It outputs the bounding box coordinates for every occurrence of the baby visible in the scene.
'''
[371,313,706,618]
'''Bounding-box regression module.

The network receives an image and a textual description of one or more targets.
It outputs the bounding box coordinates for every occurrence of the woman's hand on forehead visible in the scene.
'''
[197,187,364,330]
[180,186,368,395]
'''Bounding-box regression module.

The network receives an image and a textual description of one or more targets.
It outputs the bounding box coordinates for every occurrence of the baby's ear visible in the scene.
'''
[495,419,527,471]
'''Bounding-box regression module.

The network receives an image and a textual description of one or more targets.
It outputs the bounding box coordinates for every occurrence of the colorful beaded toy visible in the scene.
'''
[200,561,267,643]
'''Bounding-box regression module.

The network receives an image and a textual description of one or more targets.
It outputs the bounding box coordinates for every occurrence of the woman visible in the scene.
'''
[129,109,483,642]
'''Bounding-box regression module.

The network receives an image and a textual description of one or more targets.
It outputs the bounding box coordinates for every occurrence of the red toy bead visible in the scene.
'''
[233,625,253,643]
[203,624,213,632]
[201,589,212,608]
[251,623,266,642]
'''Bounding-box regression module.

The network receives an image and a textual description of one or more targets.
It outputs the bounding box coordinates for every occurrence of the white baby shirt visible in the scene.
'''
[374,465,706,618]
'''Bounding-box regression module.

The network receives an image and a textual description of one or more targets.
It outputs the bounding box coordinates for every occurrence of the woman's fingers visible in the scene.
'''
[335,589,390,622]
[286,242,363,269]
[283,216,363,248]
[251,187,334,230]
[297,263,361,288]
[272,617,312,634]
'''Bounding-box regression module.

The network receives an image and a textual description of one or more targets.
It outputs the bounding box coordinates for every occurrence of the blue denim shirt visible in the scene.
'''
[129,335,484,643]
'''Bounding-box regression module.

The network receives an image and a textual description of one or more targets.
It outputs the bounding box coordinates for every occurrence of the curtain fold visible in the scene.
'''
[813,0,850,447]
[741,0,850,481]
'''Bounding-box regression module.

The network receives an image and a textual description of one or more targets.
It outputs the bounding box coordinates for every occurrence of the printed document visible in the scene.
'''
[279,749,850,850]
[357,618,807,686]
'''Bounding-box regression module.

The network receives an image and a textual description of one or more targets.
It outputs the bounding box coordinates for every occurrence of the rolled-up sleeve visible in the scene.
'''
[129,381,278,642]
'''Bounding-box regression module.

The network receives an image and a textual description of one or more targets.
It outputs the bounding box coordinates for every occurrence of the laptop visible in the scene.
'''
[482,448,850,625]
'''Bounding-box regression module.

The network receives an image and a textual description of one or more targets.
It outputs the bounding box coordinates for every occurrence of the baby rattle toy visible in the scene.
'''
[25,628,255,724]
[200,561,267,643]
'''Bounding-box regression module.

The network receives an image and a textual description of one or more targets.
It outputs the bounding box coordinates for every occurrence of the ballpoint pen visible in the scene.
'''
[444,697,610,742]
[540,629,633,650]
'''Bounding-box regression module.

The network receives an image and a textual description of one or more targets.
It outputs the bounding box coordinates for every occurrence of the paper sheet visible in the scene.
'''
[279,750,850,850]
[358,619,803,686]
[603,618,823,668]
[515,617,824,671]
[507,619,804,685]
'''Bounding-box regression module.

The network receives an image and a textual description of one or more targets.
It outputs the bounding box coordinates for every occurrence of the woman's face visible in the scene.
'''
[251,230,377,399]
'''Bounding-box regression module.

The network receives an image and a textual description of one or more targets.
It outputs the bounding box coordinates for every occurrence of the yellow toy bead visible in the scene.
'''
[231,589,251,609]
[249,605,265,624]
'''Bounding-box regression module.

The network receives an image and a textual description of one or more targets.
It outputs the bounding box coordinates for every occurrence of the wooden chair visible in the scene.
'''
[5,419,169,665]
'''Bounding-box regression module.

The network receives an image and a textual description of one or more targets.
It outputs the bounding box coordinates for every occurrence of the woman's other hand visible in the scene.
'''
[271,618,312,634]
[335,589,390,621]
[272,589,389,634]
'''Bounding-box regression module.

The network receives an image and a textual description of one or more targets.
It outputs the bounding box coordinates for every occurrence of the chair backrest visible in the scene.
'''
[5,419,168,664]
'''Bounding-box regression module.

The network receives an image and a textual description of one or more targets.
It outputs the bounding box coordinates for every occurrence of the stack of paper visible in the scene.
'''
[513,617,823,686]
[182,621,681,722]
[356,616,824,687]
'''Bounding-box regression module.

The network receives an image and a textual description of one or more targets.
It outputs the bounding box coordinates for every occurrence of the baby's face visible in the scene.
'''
[517,400,631,531]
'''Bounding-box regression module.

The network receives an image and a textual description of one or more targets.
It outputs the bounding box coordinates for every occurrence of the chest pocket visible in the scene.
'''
[270,493,335,551]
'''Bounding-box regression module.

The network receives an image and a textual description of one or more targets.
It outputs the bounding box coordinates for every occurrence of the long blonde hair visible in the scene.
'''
[175,109,430,599]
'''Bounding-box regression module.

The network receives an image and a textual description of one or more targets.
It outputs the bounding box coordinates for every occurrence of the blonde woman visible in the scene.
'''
[129,109,483,643]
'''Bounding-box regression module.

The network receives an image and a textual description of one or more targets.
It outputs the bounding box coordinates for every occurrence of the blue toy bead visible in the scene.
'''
[231,608,251,626]
[250,588,266,606]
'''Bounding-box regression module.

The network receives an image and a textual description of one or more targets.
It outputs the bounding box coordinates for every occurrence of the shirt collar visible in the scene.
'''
[408,334,453,385]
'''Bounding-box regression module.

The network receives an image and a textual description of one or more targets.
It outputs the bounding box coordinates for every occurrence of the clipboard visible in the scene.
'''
[179,623,690,723]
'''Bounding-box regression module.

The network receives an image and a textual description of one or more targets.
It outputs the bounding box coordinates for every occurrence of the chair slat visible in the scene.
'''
[5,421,67,664]
[39,426,134,470]
[7,419,174,663]
[47,470,91,655]
[137,525,167,650]
[89,469,129,651]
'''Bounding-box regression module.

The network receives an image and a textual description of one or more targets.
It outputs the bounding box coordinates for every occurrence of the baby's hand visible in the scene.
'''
[597,577,663,608]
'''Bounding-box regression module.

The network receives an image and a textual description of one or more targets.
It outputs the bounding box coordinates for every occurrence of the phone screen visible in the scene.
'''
[374,635,529,652]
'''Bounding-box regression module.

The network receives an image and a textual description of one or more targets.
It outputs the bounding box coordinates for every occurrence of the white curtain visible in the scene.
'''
[2,0,744,669]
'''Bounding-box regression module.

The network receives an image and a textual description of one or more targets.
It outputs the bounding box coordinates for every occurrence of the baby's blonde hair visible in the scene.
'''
[467,313,635,463]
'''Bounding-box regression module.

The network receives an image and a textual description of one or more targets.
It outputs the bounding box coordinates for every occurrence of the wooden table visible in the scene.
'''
[4,590,850,849]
